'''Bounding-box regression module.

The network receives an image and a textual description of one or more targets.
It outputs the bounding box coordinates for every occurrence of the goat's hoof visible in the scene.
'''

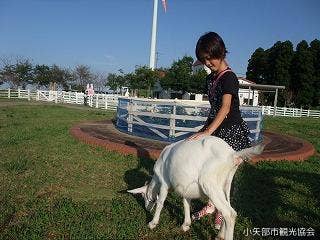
[148,221,157,229]
[181,224,190,232]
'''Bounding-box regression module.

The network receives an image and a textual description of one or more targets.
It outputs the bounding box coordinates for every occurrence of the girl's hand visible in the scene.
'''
[187,130,212,141]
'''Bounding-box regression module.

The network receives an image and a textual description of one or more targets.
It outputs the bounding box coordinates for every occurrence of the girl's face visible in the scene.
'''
[202,54,224,72]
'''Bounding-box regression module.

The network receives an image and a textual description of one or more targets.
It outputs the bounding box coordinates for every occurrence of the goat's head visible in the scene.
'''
[127,180,158,211]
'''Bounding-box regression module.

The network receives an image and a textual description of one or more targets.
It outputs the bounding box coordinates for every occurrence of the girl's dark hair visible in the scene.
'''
[195,32,228,63]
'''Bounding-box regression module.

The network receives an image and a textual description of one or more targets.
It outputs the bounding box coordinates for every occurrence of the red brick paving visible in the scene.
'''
[70,120,316,163]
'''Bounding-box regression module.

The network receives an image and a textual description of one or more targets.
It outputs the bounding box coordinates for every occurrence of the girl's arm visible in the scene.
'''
[204,94,232,134]
[198,116,212,132]
[188,94,232,140]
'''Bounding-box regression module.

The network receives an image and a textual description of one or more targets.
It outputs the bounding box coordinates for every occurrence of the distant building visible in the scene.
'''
[237,77,259,106]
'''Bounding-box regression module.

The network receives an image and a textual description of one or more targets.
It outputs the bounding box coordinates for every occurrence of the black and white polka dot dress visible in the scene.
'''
[214,121,251,151]
[202,68,251,151]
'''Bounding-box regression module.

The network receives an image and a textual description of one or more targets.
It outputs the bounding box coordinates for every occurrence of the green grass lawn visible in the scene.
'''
[0,100,319,239]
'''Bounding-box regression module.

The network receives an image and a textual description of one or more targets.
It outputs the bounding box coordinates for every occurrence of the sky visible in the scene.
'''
[0,0,319,77]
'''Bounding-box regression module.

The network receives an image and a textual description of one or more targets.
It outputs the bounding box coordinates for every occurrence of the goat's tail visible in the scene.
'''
[234,144,265,162]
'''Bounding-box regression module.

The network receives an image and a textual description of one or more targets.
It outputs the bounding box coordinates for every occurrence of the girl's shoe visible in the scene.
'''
[191,202,215,221]
[214,211,223,230]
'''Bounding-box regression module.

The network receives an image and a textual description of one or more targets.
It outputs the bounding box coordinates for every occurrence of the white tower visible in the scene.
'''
[149,0,158,70]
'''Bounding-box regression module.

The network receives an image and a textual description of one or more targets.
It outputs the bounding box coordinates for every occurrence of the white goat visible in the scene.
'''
[128,136,263,240]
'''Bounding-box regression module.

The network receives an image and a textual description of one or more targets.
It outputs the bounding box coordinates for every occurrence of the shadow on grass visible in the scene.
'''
[233,162,320,238]
[123,141,155,223]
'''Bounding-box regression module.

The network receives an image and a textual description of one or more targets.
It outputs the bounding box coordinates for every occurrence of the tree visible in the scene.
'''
[0,62,16,87]
[91,73,107,93]
[190,69,208,94]
[106,69,127,93]
[160,56,194,93]
[50,65,73,91]
[0,57,33,89]
[246,47,268,84]
[106,73,120,93]
[73,65,93,91]
[265,41,294,106]
[15,59,34,89]
[310,39,320,106]
[125,73,137,96]
[290,41,315,108]
[133,66,159,97]
[33,64,51,87]
[0,57,14,86]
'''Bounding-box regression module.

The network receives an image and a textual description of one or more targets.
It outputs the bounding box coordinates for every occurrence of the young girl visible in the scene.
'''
[188,32,251,229]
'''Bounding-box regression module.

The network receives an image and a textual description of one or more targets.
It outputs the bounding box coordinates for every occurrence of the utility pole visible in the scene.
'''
[155,51,160,69]
[149,0,158,70]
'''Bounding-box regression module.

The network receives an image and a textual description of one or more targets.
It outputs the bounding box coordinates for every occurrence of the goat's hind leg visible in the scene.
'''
[219,166,238,238]
[201,183,237,240]
[148,186,168,229]
[181,198,192,231]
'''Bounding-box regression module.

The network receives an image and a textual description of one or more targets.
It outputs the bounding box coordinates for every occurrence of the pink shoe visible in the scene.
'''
[214,212,223,230]
[192,202,215,221]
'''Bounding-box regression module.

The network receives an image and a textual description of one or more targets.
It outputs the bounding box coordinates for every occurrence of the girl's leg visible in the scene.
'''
[214,211,223,230]
[191,201,215,221]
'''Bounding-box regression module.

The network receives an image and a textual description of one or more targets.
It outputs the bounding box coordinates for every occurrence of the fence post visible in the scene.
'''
[307,109,310,117]
[273,88,278,117]
[90,96,93,107]
[169,102,176,138]
[55,91,58,104]
[8,89,11,99]
[28,89,31,101]
[95,94,99,108]
[255,111,261,141]
[127,99,133,133]
[18,88,21,98]
[105,95,108,109]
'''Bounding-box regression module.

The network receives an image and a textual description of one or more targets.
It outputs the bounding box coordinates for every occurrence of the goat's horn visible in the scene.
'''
[127,185,147,194]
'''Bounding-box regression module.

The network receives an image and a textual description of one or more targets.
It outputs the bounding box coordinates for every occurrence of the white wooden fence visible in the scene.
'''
[0,88,319,118]
[0,89,118,110]
[261,106,320,118]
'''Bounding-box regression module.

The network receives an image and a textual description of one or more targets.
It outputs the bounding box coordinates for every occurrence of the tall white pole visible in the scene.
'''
[149,0,158,70]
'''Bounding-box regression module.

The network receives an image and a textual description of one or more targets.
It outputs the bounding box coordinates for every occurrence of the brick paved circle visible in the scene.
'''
[70,120,315,163]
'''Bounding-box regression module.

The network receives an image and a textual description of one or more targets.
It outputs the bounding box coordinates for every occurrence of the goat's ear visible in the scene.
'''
[127,185,147,195]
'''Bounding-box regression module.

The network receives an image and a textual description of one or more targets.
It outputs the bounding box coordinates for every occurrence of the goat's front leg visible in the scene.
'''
[148,186,168,229]
[181,198,191,231]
